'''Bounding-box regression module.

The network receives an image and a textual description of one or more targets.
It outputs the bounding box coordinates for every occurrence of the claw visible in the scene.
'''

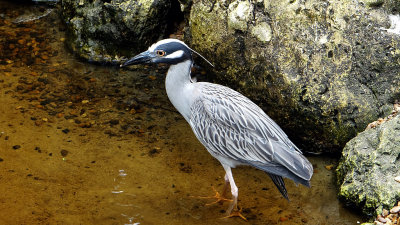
[190,186,232,205]
[221,206,247,221]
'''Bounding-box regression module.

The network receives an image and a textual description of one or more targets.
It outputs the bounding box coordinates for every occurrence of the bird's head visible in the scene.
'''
[120,39,213,67]
[120,39,192,67]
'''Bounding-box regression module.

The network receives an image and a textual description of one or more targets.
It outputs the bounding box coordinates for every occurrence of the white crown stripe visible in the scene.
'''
[165,50,184,59]
[148,39,188,52]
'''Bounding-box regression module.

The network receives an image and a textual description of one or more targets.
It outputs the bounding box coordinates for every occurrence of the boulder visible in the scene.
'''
[61,0,182,64]
[187,0,400,153]
[337,114,400,216]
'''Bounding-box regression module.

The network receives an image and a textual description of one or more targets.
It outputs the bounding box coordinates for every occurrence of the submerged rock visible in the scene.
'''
[337,114,400,216]
[61,0,182,64]
[187,0,400,152]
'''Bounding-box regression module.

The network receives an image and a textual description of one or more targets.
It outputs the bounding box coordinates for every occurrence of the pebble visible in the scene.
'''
[279,217,288,222]
[377,215,387,223]
[375,202,400,224]
[60,149,69,157]
[62,128,70,134]
[110,119,119,125]
[325,164,334,170]
[383,209,389,217]
[12,145,21,150]
[35,120,43,126]
[394,176,400,183]
[390,206,400,214]
[0,158,3,162]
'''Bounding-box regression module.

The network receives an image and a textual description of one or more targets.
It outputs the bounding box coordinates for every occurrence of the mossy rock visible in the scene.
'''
[187,0,400,153]
[61,0,182,64]
[337,115,400,217]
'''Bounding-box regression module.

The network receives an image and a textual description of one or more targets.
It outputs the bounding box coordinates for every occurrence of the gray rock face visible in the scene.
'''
[337,115,400,216]
[61,0,181,63]
[187,0,400,152]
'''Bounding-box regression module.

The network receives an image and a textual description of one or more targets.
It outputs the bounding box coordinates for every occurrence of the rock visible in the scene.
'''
[61,0,183,64]
[390,206,400,214]
[61,128,70,134]
[60,149,69,157]
[377,215,387,223]
[109,119,119,125]
[337,115,400,216]
[187,0,400,153]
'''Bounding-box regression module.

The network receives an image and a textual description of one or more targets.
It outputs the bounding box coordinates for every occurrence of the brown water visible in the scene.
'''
[0,2,363,225]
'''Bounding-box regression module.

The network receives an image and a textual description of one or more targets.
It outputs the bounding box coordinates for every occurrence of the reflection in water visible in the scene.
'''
[112,169,141,225]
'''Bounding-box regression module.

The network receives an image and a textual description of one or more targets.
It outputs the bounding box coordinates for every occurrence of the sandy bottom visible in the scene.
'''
[0,2,362,225]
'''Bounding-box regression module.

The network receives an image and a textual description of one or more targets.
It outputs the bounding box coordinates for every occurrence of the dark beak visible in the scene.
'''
[120,51,152,67]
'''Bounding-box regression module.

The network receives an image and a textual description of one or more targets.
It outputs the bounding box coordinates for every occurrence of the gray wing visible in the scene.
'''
[189,83,313,182]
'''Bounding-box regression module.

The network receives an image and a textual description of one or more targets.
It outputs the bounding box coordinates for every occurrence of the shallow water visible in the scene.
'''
[0,1,363,225]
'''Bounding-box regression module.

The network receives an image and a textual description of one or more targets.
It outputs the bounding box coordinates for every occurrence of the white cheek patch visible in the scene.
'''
[165,50,184,59]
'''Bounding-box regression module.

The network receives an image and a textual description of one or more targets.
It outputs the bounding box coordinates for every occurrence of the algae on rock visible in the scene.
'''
[337,115,400,216]
[61,0,182,63]
[188,0,400,153]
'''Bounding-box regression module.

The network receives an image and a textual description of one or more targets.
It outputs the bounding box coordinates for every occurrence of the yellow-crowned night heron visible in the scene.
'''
[121,39,313,219]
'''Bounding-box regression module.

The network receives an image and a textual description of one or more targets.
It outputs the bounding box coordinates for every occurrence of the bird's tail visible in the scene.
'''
[251,162,311,199]
[268,173,289,200]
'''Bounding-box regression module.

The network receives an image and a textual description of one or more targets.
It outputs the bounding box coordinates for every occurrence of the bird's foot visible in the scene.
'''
[190,186,232,206]
[221,207,247,221]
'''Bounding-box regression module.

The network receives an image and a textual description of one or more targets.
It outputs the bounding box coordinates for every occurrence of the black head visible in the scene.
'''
[121,39,193,67]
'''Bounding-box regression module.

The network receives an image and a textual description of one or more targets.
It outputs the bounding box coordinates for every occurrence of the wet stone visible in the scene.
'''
[60,149,68,157]
[109,119,119,125]
[148,148,160,157]
[34,147,41,153]
[61,128,70,134]
[390,206,400,214]
[179,163,192,173]
[377,215,387,223]
[34,120,43,126]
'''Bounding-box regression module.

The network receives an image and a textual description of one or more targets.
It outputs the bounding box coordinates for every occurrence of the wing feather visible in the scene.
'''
[189,83,313,181]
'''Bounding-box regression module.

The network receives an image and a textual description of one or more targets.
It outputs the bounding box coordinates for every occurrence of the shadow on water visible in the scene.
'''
[0,1,363,224]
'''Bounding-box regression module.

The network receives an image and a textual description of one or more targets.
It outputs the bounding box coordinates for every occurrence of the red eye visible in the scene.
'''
[156,50,166,56]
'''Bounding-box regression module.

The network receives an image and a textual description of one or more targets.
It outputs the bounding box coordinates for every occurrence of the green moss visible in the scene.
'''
[188,0,400,153]
[337,116,400,217]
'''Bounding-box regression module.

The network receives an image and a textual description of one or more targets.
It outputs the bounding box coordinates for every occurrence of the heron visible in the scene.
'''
[121,39,313,219]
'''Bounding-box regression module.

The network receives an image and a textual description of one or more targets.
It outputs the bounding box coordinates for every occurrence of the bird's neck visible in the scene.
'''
[165,60,194,121]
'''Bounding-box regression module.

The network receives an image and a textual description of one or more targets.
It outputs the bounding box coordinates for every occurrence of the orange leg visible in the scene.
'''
[193,185,232,205]
[221,165,247,221]
[191,165,247,221]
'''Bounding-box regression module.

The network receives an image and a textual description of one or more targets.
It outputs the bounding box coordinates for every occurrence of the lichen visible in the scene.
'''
[62,0,180,64]
[188,0,400,153]
[337,115,400,217]
[250,22,272,43]
[227,1,252,32]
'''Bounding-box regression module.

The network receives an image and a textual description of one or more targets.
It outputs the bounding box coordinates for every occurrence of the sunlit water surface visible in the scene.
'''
[0,1,363,225]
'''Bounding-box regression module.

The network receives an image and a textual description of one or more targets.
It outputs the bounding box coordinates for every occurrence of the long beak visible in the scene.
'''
[120,51,152,67]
